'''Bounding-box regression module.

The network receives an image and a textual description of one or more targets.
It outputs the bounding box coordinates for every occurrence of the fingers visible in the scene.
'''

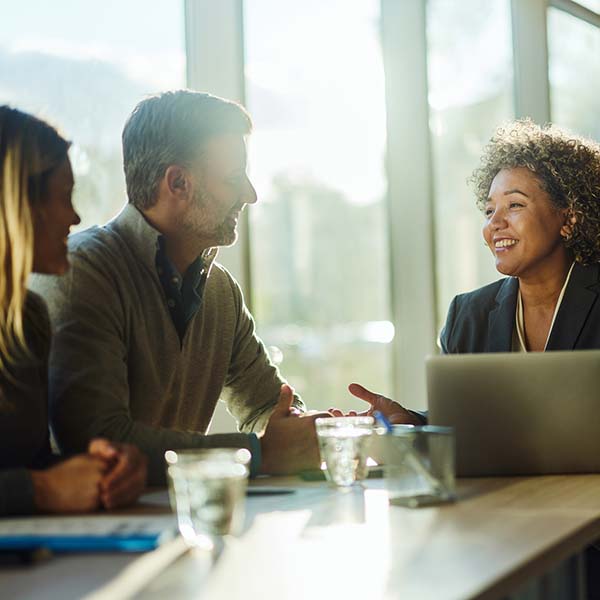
[348,382,382,406]
[40,456,106,513]
[101,453,130,491]
[101,468,146,509]
[387,410,421,425]
[302,409,333,417]
[300,410,332,421]
[271,384,295,418]
[102,481,143,509]
[88,438,118,463]
[101,446,147,495]
[326,408,362,417]
[88,438,117,456]
[70,454,110,475]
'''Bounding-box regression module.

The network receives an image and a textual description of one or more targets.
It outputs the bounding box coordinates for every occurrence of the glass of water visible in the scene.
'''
[315,416,374,487]
[165,448,250,548]
[382,426,456,507]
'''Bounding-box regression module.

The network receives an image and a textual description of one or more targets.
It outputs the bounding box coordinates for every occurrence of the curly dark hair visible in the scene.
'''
[470,119,600,265]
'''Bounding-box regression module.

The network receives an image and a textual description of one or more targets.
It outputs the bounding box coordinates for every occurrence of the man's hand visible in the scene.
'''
[328,383,422,425]
[88,439,148,509]
[259,384,330,475]
[31,455,107,513]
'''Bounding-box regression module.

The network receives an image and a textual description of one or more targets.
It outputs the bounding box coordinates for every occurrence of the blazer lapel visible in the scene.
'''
[546,263,600,350]
[486,277,519,352]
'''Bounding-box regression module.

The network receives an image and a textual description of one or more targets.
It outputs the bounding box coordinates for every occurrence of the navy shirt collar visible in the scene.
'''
[155,236,214,341]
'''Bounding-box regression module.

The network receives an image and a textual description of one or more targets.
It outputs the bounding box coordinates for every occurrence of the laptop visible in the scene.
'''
[426,350,600,476]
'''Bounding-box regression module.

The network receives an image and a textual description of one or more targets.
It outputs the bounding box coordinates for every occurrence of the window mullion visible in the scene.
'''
[184,0,253,308]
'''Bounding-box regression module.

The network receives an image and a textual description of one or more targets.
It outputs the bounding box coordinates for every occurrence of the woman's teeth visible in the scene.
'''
[495,239,517,248]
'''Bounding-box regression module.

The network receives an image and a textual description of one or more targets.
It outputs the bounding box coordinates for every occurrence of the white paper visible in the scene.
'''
[0,515,176,537]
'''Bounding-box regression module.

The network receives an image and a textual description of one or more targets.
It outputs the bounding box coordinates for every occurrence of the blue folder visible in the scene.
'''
[0,515,176,554]
[0,533,165,553]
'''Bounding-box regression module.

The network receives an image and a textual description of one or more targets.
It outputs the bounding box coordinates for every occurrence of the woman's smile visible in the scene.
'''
[493,237,518,251]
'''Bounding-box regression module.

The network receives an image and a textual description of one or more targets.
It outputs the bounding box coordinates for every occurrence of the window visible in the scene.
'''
[0,0,185,229]
[427,0,514,327]
[548,6,600,140]
[243,0,393,409]
[5,0,599,423]
[573,0,600,12]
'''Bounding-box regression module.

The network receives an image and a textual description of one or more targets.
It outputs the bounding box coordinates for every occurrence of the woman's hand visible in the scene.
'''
[31,455,107,513]
[328,383,422,425]
[88,439,148,509]
[30,439,148,514]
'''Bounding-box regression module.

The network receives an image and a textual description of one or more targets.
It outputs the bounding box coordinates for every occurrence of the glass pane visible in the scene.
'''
[244,0,392,410]
[427,0,514,328]
[573,0,600,13]
[0,0,185,229]
[548,7,600,140]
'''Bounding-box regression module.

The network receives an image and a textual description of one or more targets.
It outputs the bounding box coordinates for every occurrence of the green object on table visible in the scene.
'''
[299,467,384,481]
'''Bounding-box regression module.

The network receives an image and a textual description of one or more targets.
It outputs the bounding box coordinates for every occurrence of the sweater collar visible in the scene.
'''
[109,203,218,278]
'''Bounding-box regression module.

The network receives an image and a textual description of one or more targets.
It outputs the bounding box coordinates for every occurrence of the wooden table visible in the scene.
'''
[2,475,600,600]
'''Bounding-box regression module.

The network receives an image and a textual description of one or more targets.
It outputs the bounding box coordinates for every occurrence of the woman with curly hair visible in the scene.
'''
[345,119,600,419]
[0,106,147,515]
[441,118,600,354]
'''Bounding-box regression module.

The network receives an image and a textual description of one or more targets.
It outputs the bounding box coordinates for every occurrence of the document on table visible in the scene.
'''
[0,515,177,552]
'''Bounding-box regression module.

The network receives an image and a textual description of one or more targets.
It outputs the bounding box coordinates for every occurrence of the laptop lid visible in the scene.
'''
[426,350,600,476]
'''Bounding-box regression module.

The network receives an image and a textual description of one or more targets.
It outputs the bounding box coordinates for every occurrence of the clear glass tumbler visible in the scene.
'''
[165,448,250,548]
[315,416,374,487]
[381,425,456,507]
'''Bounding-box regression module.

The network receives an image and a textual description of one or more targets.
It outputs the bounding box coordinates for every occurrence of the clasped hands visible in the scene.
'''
[31,439,147,513]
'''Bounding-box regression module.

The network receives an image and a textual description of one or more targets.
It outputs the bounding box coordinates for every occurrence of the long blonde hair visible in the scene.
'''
[0,107,69,372]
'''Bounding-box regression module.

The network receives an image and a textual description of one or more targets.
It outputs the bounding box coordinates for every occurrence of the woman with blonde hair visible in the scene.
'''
[0,106,146,515]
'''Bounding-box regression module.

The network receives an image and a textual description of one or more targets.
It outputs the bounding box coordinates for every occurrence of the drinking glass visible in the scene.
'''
[380,425,456,507]
[165,448,250,548]
[315,416,374,487]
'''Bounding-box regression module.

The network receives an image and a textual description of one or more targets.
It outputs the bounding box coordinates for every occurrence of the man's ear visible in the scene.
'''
[165,165,190,198]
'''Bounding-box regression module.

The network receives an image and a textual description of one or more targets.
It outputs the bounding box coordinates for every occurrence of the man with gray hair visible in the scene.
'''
[31,90,327,484]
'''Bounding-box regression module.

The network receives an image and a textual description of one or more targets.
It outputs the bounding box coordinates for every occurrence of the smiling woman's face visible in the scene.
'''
[31,157,80,275]
[482,167,570,279]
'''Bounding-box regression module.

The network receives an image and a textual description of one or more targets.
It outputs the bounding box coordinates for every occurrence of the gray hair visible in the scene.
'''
[122,90,252,210]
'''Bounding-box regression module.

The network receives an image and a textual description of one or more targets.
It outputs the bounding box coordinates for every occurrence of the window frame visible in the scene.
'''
[185,0,600,410]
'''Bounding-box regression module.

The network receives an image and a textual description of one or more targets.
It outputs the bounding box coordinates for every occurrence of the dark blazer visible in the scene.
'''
[440,263,600,354]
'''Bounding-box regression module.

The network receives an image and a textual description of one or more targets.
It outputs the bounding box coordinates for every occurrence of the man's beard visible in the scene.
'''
[213,214,239,247]
[181,186,240,247]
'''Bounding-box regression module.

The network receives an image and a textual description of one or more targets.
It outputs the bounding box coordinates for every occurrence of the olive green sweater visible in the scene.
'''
[30,204,302,484]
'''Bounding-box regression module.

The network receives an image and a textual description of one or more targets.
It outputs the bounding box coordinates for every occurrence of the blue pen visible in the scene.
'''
[373,410,393,433]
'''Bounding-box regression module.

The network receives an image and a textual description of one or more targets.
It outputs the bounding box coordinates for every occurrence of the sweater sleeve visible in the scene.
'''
[30,254,255,486]
[0,469,35,516]
[220,274,305,435]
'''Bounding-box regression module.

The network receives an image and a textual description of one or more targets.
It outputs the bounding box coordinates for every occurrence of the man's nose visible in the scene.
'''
[242,177,258,205]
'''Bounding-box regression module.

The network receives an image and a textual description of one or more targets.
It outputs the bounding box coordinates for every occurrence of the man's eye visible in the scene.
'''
[484,208,493,217]
[510,202,524,209]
